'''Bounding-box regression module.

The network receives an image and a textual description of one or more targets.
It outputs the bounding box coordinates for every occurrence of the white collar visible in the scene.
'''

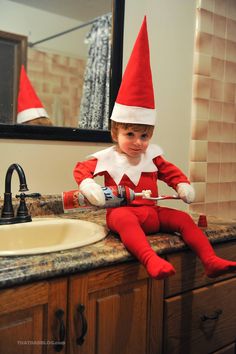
[90,144,163,186]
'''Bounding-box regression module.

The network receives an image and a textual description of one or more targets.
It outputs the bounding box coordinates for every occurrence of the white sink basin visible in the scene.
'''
[0,218,108,256]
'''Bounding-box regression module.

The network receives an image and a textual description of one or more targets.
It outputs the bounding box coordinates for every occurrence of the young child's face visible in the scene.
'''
[116,126,152,158]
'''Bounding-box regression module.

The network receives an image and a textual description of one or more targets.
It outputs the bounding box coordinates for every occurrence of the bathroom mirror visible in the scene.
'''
[0,0,125,142]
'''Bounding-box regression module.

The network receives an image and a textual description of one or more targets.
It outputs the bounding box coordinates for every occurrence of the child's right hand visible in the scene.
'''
[79,178,105,206]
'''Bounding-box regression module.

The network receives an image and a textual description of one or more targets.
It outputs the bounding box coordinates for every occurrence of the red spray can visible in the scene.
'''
[62,186,142,212]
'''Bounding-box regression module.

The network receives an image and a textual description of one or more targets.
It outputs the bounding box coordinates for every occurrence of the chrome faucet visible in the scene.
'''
[0,163,41,225]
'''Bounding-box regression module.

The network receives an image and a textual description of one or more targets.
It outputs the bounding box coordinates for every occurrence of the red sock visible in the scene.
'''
[107,207,176,280]
[159,207,236,278]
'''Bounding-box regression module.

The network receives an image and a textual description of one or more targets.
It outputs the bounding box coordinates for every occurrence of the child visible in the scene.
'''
[74,17,236,280]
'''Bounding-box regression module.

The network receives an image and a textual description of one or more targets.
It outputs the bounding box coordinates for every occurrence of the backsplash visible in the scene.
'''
[190,0,236,220]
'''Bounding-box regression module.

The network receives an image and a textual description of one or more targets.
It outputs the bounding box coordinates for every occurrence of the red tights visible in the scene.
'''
[107,206,236,280]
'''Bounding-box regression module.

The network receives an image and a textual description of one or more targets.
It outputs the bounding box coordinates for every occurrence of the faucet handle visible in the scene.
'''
[15,193,41,221]
[16,193,41,199]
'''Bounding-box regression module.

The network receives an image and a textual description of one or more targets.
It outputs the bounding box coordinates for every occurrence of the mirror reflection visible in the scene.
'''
[0,0,115,131]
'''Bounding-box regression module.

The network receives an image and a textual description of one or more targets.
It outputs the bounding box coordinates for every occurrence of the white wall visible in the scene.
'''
[0,0,88,58]
[0,0,196,198]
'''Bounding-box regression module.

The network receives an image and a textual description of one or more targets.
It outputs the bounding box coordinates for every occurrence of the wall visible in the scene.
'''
[0,1,196,204]
[28,48,86,127]
[189,0,236,220]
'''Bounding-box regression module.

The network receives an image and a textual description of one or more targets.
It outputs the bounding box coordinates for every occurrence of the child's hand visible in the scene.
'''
[177,183,195,204]
[79,178,105,206]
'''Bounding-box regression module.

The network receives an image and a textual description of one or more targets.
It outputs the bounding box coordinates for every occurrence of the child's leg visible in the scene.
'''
[107,207,176,279]
[158,207,236,278]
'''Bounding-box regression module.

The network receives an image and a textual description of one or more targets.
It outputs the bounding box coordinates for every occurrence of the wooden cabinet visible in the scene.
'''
[67,262,163,354]
[162,241,236,354]
[0,278,67,354]
[0,240,235,354]
[0,263,162,354]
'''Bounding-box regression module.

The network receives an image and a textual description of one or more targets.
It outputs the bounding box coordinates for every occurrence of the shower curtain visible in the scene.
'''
[79,13,112,130]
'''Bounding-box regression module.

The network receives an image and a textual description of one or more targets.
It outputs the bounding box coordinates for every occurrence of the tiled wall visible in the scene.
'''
[27,48,86,127]
[189,0,236,220]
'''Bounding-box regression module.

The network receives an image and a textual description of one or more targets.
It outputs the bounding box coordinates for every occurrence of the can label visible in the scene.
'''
[62,186,135,212]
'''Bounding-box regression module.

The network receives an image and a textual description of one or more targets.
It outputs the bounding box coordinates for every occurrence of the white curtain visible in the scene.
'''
[79,13,112,130]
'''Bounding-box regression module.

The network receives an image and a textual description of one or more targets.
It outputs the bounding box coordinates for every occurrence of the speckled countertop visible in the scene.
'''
[0,195,236,290]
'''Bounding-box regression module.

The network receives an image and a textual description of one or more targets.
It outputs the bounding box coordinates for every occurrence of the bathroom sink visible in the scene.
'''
[0,218,108,256]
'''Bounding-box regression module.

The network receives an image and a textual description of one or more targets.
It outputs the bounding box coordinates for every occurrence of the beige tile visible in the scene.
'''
[214,0,227,17]
[198,8,214,34]
[211,57,224,80]
[210,79,224,101]
[195,32,213,55]
[225,61,236,83]
[222,103,235,122]
[219,162,233,182]
[205,202,219,217]
[221,122,235,143]
[212,37,226,59]
[209,100,222,120]
[190,161,207,182]
[231,182,236,199]
[229,201,236,221]
[207,142,221,162]
[190,140,208,161]
[200,0,214,12]
[234,143,236,163]
[226,40,236,62]
[213,14,226,38]
[191,182,206,202]
[223,82,235,103]
[208,121,222,141]
[226,0,236,21]
[192,98,209,120]
[189,203,206,215]
[219,182,231,202]
[218,201,232,219]
[226,19,236,41]
[220,142,235,162]
[206,182,220,202]
[194,53,211,76]
[191,119,208,140]
[207,162,220,182]
[232,163,236,180]
[193,75,211,99]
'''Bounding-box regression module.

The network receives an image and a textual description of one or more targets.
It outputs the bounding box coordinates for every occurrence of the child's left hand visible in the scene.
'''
[177,183,195,204]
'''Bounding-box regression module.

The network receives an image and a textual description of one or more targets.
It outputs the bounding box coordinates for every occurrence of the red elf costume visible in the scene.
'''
[74,17,236,280]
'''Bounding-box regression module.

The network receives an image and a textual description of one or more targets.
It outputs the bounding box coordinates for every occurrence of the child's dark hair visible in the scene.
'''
[111,121,154,141]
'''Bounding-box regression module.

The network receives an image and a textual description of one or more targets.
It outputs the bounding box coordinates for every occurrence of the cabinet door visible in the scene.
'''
[68,263,154,354]
[163,277,236,354]
[0,278,67,354]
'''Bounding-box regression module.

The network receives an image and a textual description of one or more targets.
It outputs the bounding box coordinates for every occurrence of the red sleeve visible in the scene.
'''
[154,155,190,190]
[73,158,98,186]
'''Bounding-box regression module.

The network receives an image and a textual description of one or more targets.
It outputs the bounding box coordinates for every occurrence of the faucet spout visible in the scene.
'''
[0,163,32,224]
[4,163,29,194]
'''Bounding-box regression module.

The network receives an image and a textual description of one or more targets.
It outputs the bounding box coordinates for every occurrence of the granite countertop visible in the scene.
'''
[0,195,236,290]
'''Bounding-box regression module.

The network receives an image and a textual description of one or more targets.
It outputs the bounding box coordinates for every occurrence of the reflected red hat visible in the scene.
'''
[17,65,48,123]
[111,16,156,125]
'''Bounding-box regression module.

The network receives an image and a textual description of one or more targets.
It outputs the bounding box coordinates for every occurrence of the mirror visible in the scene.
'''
[0,0,125,142]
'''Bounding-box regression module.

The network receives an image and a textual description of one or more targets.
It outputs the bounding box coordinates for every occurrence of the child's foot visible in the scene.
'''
[146,255,176,280]
[204,256,236,278]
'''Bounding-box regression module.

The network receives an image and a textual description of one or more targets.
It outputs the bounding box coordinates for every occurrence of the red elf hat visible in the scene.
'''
[17,65,48,123]
[111,16,156,125]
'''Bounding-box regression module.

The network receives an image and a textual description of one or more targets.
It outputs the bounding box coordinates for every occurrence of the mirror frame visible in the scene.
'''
[0,0,125,142]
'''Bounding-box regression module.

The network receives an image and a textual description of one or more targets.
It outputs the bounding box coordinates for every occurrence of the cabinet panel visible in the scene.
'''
[0,278,67,354]
[164,277,236,354]
[68,263,152,354]
[90,280,148,354]
[213,342,236,354]
[0,306,43,354]
[165,241,236,296]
